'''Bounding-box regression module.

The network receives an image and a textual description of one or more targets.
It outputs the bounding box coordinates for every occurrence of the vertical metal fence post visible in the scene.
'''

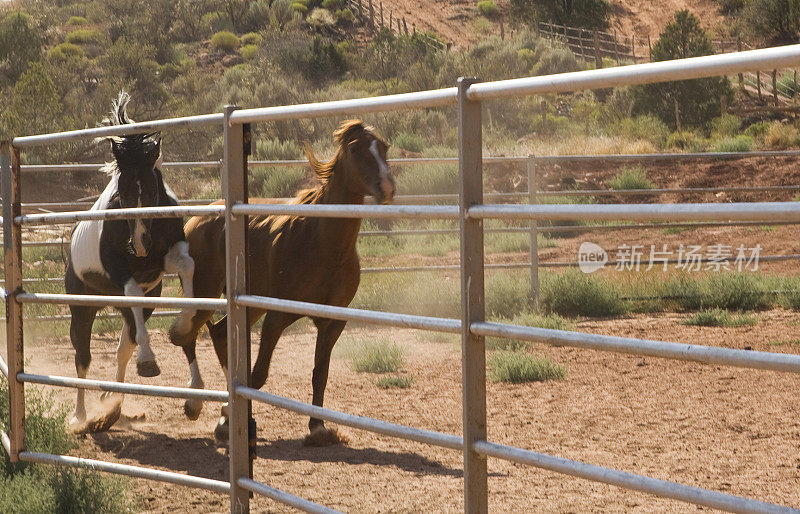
[223,106,252,513]
[527,156,539,307]
[2,141,24,461]
[457,78,488,514]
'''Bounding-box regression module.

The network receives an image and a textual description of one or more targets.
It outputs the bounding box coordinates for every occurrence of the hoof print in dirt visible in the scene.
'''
[303,427,348,447]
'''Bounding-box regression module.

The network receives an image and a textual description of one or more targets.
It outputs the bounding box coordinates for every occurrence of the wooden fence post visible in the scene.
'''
[772,69,779,105]
[647,34,651,60]
[499,18,504,40]
[794,70,798,100]
[594,30,601,69]
[579,29,586,61]
[223,106,253,513]
[674,98,681,132]
[380,2,383,28]
[631,35,636,61]
[614,30,620,65]
[2,140,24,463]
[757,70,762,100]
[358,0,363,18]
[457,76,488,514]
[721,95,728,115]
[388,10,392,31]
[528,156,539,307]
[368,0,374,30]
[737,38,744,90]
[403,17,408,35]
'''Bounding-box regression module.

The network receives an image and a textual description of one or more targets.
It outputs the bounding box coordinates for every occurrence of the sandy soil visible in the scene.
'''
[11,309,800,512]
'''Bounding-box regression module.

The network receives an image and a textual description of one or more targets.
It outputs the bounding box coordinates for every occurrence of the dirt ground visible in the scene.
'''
[10,308,800,512]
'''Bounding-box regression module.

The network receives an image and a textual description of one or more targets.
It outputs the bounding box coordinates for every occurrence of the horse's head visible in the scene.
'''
[105,92,162,257]
[333,120,395,205]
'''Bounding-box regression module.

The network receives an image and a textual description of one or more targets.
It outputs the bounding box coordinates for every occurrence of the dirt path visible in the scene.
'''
[13,310,800,512]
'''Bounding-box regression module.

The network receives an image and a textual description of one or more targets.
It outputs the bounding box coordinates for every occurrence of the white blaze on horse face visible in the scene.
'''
[71,173,117,282]
[133,185,148,257]
[369,139,394,202]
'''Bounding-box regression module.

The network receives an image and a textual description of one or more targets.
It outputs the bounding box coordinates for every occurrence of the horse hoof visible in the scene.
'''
[303,426,348,447]
[214,417,229,442]
[137,360,161,377]
[184,399,203,420]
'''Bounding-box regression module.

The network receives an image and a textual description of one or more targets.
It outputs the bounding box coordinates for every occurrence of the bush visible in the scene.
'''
[0,377,131,512]
[396,164,457,195]
[531,48,581,76]
[322,0,344,8]
[256,137,302,161]
[744,121,770,139]
[710,114,742,138]
[46,42,84,62]
[376,375,413,388]
[510,0,609,29]
[666,130,708,152]
[765,122,799,149]
[606,165,654,190]
[713,135,753,153]
[241,44,259,60]
[200,11,232,34]
[486,272,531,318]
[393,132,425,152]
[65,28,104,45]
[351,340,405,373]
[291,2,309,13]
[680,308,757,327]
[488,351,567,383]
[65,16,88,26]
[211,30,240,52]
[308,8,336,26]
[250,166,305,197]
[477,0,499,16]
[739,0,800,46]
[777,72,799,97]
[240,32,263,46]
[539,270,626,317]
[609,115,669,148]
[335,7,355,23]
[702,273,770,311]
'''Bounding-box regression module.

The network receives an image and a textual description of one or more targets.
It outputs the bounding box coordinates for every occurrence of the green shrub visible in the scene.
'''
[65,16,88,26]
[713,135,753,153]
[531,48,581,76]
[744,121,770,139]
[680,308,757,327]
[703,273,770,311]
[46,42,84,62]
[308,7,335,26]
[322,0,344,8]
[393,132,425,152]
[351,340,405,373]
[487,311,573,351]
[666,130,708,152]
[710,114,741,138]
[211,30,240,52]
[65,28,104,45]
[255,137,301,160]
[200,11,232,34]
[539,270,626,317]
[486,272,530,318]
[488,351,567,383]
[241,44,259,60]
[777,72,799,97]
[477,0,499,16]
[610,115,669,148]
[396,164,457,195]
[765,122,799,149]
[606,165,654,190]
[376,375,413,388]
[335,7,355,23]
[240,32,263,46]
[250,166,305,198]
[291,2,309,13]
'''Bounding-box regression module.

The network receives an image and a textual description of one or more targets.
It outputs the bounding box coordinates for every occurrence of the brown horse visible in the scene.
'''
[169,120,394,445]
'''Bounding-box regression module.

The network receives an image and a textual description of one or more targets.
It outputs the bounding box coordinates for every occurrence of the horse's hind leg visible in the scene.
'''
[68,304,98,427]
[305,318,348,446]
[123,278,160,377]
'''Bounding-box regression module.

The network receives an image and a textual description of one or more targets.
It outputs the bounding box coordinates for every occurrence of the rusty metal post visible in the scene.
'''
[457,77,487,514]
[527,156,539,307]
[223,106,253,513]
[2,141,24,462]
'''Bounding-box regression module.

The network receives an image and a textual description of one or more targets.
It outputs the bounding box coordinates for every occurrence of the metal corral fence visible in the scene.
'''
[9,150,800,309]
[4,45,800,513]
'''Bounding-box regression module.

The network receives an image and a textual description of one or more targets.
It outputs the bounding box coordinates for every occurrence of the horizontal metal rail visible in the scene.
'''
[236,294,461,334]
[19,451,230,494]
[467,44,800,101]
[235,385,463,450]
[237,478,341,514]
[0,310,182,323]
[472,440,797,514]
[18,372,228,402]
[17,205,225,226]
[471,321,800,373]
[469,202,800,222]
[16,292,227,311]
[232,203,459,220]
[12,113,225,148]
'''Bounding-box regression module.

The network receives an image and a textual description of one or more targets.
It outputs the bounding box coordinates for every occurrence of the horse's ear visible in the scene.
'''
[334,120,365,148]
[109,136,125,162]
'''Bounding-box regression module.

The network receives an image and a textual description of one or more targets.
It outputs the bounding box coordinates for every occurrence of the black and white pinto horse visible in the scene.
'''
[66,92,195,428]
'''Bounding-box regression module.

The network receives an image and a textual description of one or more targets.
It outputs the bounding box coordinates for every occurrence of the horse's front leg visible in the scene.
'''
[164,241,204,417]
[305,318,348,446]
[124,278,160,377]
[99,319,135,403]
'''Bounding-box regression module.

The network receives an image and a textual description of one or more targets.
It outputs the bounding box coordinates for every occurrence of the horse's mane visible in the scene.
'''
[97,91,161,176]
